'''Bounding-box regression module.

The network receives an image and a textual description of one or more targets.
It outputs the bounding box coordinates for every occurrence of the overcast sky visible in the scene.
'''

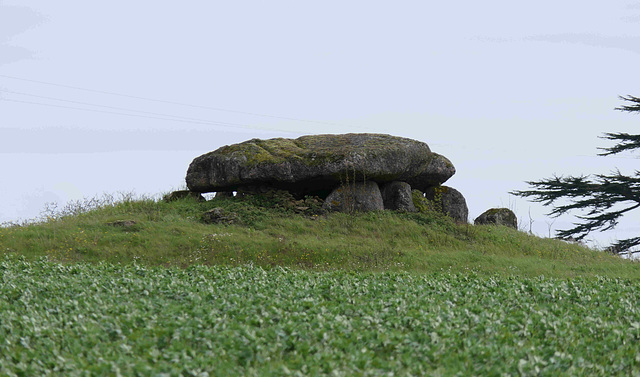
[2,1,640,248]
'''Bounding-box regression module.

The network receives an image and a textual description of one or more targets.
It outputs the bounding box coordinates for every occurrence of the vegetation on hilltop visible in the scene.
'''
[1,191,637,279]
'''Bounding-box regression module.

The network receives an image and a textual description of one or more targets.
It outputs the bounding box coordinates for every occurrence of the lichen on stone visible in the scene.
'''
[411,190,432,213]
[217,138,306,166]
[186,133,455,194]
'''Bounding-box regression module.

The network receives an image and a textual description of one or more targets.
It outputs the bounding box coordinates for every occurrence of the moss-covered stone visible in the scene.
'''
[474,208,517,229]
[424,186,469,223]
[186,133,455,195]
[217,138,306,166]
[411,190,432,213]
[162,190,205,203]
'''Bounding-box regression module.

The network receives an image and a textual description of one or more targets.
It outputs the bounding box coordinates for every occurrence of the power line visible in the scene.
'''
[0,89,257,129]
[0,74,357,128]
[0,98,289,130]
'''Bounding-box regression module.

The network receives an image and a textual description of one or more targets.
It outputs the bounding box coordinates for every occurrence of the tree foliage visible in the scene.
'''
[512,95,640,253]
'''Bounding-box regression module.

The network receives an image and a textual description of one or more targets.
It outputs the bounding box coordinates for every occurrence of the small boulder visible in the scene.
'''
[474,208,517,229]
[424,186,469,223]
[202,207,237,225]
[107,220,138,229]
[380,181,416,212]
[322,181,384,213]
[163,190,205,202]
[215,191,235,198]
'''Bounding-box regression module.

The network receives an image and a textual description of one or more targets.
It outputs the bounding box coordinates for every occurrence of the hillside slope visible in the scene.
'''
[1,192,637,279]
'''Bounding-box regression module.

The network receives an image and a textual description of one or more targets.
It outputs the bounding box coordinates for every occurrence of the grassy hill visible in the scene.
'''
[0,191,637,279]
[2,192,640,375]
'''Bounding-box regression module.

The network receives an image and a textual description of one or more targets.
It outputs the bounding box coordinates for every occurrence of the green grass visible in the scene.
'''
[2,192,640,375]
[1,192,637,279]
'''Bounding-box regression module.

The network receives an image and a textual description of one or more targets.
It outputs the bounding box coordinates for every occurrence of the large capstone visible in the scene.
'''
[186,133,455,195]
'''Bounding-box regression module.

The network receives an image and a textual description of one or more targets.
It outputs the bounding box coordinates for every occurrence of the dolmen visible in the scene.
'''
[186,133,469,221]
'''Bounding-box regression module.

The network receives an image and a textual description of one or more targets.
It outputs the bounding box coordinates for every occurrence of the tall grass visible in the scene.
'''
[1,191,638,279]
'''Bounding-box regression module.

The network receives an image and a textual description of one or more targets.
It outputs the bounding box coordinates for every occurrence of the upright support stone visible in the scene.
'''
[424,186,469,223]
[322,181,384,213]
[380,181,417,212]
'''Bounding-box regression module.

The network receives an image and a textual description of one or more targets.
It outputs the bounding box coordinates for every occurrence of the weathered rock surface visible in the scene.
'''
[163,190,205,202]
[322,181,384,213]
[380,181,416,212]
[201,208,237,225]
[411,190,431,213]
[186,133,455,195]
[107,220,138,229]
[425,186,469,223]
[474,208,517,229]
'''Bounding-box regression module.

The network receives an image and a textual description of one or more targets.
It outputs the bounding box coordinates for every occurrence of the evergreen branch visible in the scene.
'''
[554,204,635,240]
[609,237,640,254]
[598,133,640,156]
[515,94,640,249]
[512,175,595,205]
[598,96,640,155]
[575,202,640,230]
[615,95,640,113]
[512,171,640,241]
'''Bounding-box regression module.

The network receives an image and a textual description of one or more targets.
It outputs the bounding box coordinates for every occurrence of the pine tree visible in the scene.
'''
[512,95,640,254]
